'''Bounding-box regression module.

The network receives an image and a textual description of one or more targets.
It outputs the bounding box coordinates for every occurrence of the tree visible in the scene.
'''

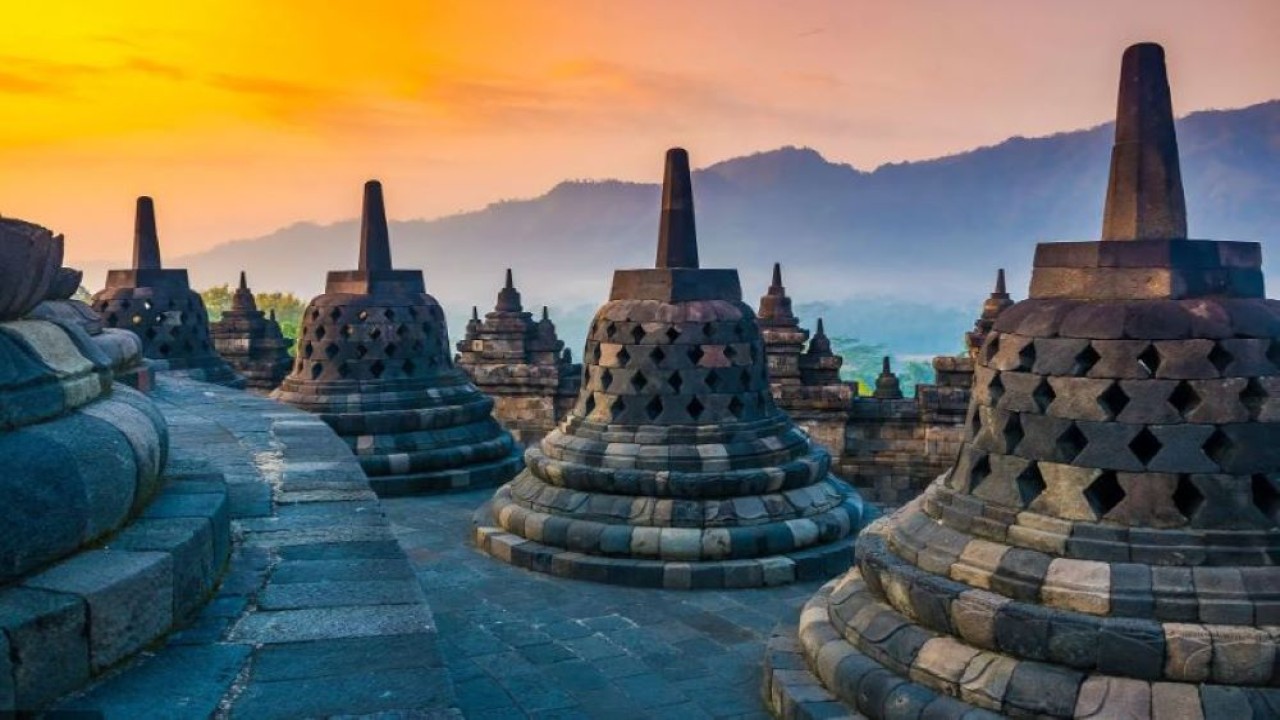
[199,285,306,350]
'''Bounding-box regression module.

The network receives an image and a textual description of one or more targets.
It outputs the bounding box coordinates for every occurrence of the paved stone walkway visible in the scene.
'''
[54,376,829,719]
[56,377,458,719]
[385,491,825,720]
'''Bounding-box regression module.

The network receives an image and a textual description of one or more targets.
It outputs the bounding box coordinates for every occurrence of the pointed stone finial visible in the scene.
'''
[238,270,248,291]
[231,270,257,311]
[358,180,393,272]
[874,355,904,399]
[1100,43,1187,241]
[541,306,550,321]
[496,269,522,312]
[132,196,162,270]
[771,262,783,290]
[472,305,479,321]
[994,268,1007,296]
[505,268,514,289]
[655,148,699,269]
[815,318,826,336]
[882,356,891,374]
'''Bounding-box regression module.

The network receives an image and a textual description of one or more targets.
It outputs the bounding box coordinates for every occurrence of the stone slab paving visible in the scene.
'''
[55,376,459,719]
[385,489,830,720]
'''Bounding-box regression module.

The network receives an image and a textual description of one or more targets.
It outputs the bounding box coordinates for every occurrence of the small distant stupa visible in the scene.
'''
[210,271,293,390]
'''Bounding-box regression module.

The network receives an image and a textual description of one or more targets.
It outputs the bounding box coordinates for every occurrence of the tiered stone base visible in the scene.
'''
[273,371,523,496]
[764,504,1280,719]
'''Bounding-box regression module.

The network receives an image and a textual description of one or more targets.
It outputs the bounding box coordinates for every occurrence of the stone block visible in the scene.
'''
[25,550,174,671]
[1074,676,1151,719]
[1150,682,1204,720]
[1162,623,1211,682]
[1042,558,1111,615]
[1207,625,1274,685]
[1003,660,1081,717]
[108,517,216,620]
[0,587,88,711]
[1097,618,1165,680]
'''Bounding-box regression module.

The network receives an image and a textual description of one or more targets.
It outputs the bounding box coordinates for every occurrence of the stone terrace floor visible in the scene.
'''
[56,376,826,719]
[385,491,818,720]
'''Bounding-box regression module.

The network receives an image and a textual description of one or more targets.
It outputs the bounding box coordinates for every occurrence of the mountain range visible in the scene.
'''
[82,99,1280,360]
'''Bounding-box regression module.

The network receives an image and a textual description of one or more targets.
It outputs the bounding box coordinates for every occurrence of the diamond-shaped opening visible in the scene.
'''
[310,362,324,380]
[370,327,382,340]
[355,344,369,359]
[303,342,314,358]
[370,359,385,378]
[650,346,666,364]
[969,454,992,488]
[583,393,596,416]
[105,312,119,326]
[1240,378,1268,420]
[631,325,646,343]
[167,299,177,309]
[687,396,706,420]
[669,372,684,393]
[1033,378,1056,412]
[408,307,419,319]
[724,344,737,361]
[734,322,746,339]
[1056,424,1088,462]
[342,324,354,338]
[1002,413,1024,453]
[1129,427,1162,465]
[358,310,369,322]
[1084,471,1126,519]
[1203,428,1235,468]
[739,368,751,386]
[728,395,744,418]
[1137,344,1162,377]
[421,323,433,334]
[988,373,1005,404]
[325,343,339,359]
[600,368,614,389]
[385,342,398,357]
[1208,343,1234,374]
[1098,382,1130,419]
[142,299,152,310]
[131,314,143,326]
[592,344,602,363]
[1016,463,1046,506]
[688,345,705,365]
[645,396,663,421]
[120,299,132,310]
[1018,341,1036,371]
[609,395,626,421]
[666,326,681,343]
[1251,475,1280,526]
[144,327,157,340]
[1169,381,1201,416]
[402,359,416,376]
[396,324,409,338]
[969,404,983,435]
[315,326,327,340]
[616,347,631,366]
[702,322,714,338]
[983,335,1001,363]
[158,343,171,356]
[606,322,618,339]
[1173,475,1203,523]
[329,307,342,321]
[705,369,720,390]
[337,362,352,378]
[630,372,648,392]
[385,308,396,321]
[311,309,321,320]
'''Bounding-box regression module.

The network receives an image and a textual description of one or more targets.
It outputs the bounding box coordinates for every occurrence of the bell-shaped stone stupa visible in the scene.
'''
[91,197,243,387]
[475,149,870,588]
[765,43,1280,720]
[210,271,293,390]
[272,181,522,495]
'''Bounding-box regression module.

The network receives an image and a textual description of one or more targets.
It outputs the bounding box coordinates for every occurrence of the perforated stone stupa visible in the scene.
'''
[91,197,243,387]
[456,269,582,445]
[765,43,1280,719]
[272,180,522,496]
[475,148,870,588]
[210,271,292,390]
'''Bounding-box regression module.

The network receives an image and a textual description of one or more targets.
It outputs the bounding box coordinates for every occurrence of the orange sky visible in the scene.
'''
[3,0,1279,267]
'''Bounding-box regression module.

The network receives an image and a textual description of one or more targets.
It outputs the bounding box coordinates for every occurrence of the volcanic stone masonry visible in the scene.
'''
[455,268,582,445]
[0,218,229,713]
[91,196,244,388]
[474,147,871,589]
[271,180,523,496]
[765,42,1280,720]
[210,271,293,390]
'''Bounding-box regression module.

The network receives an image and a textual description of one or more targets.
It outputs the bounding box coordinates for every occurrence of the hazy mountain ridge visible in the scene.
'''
[82,99,1280,359]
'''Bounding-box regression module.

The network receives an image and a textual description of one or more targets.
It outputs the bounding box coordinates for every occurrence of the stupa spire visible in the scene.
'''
[132,196,162,270]
[770,262,783,291]
[495,268,522,312]
[358,180,393,272]
[994,268,1007,295]
[505,268,514,289]
[655,148,698,269]
[238,270,248,291]
[1100,42,1187,241]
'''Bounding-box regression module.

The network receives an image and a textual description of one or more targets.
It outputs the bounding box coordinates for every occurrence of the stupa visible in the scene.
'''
[799,318,844,387]
[475,148,870,588]
[210,271,293,390]
[272,180,522,496]
[765,43,1280,719]
[966,268,1015,359]
[455,270,581,445]
[91,197,243,387]
[758,263,809,385]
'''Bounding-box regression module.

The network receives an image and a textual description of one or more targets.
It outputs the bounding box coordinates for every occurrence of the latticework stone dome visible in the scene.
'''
[765,43,1280,719]
[91,197,243,387]
[272,180,522,495]
[475,149,870,588]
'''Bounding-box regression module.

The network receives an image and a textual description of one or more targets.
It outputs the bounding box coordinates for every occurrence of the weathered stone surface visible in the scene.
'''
[0,587,88,711]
